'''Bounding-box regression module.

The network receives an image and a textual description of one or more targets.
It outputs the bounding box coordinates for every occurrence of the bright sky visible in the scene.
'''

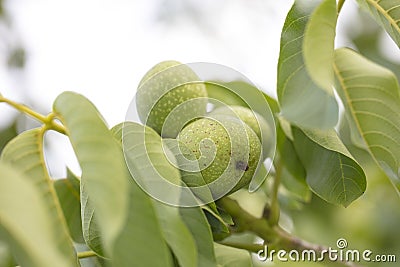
[1,0,295,127]
[0,0,399,177]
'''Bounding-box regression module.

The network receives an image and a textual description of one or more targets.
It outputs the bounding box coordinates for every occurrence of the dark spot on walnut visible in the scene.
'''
[236,161,249,171]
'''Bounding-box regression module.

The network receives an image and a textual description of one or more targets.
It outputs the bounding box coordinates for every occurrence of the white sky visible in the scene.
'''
[0,0,399,177]
[1,0,294,127]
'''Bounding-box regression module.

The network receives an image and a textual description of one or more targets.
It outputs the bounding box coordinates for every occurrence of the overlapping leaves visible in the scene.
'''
[277,0,338,129]
[0,129,77,267]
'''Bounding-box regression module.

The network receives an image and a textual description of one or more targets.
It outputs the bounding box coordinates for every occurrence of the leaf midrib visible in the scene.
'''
[366,0,400,34]
[333,62,367,147]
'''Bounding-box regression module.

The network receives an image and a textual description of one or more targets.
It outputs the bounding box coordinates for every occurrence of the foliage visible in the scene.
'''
[0,0,399,266]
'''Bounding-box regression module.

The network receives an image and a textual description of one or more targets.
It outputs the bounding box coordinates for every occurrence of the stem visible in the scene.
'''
[44,113,67,135]
[268,161,282,225]
[218,197,364,267]
[0,96,66,135]
[0,97,47,122]
[338,0,345,14]
[77,251,97,259]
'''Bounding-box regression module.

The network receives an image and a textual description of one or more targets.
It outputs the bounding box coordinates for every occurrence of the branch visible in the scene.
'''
[0,96,47,122]
[77,250,97,259]
[217,241,263,254]
[218,197,364,267]
[0,96,66,135]
[268,160,282,225]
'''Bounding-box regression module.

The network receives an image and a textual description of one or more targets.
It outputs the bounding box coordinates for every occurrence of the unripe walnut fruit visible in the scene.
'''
[210,105,272,159]
[136,60,208,138]
[177,116,261,196]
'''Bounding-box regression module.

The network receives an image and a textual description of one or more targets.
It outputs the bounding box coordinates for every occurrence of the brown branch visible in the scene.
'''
[218,197,364,267]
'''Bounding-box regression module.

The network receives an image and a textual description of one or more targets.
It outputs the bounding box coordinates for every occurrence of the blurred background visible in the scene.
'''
[0,0,399,266]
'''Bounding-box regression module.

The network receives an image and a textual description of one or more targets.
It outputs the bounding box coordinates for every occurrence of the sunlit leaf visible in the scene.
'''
[119,124,198,267]
[277,0,338,129]
[357,0,400,47]
[293,127,366,207]
[111,122,213,266]
[334,48,400,193]
[53,91,129,255]
[54,170,84,243]
[303,0,337,91]
[113,121,216,266]
[0,128,77,265]
[111,122,174,267]
[214,243,253,267]
[0,163,78,267]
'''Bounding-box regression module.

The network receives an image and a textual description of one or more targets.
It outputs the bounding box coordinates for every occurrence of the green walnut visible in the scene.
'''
[177,116,261,196]
[210,105,272,159]
[136,60,208,138]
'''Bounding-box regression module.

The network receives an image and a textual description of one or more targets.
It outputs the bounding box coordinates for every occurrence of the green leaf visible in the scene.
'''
[123,121,219,266]
[112,178,173,267]
[53,91,129,255]
[303,0,337,91]
[0,121,17,154]
[214,243,253,267]
[203,207,230,241]
[0,128,77,265]
[121,127,198,267]
[277,123,306,183]
[112,122,182,204]
[338,114,381,173]
[264,96,308,199]
[356,0,400,47]
[334,48,400,193]
[293,127,367,207]
[153,202,197,267]
[0,162,78,267]
[280,166,311,204]
[277,0,338,129]
[0,239,15,267]
[111,122,174,267]
[81,181,104,256]
[180,207,217,267]
[54,170,84,243]
[263,93,279,115]
[205,81,248,108]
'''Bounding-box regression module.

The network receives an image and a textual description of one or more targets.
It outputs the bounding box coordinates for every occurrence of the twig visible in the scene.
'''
[77,250,97,259]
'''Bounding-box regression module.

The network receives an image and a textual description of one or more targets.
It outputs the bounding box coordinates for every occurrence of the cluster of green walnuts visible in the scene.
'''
[135,61,271,197]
